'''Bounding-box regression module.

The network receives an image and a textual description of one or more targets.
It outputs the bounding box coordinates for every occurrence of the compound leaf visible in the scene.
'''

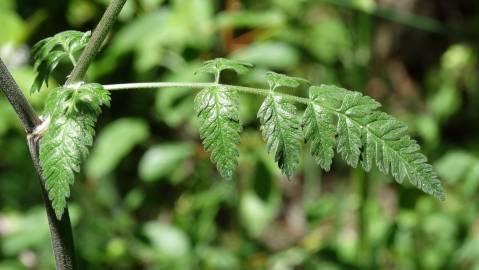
[40,83,110,219]
[305,85,444,200]
[258,93,302,178]
[194,85,241,179]
[31,31,91,94]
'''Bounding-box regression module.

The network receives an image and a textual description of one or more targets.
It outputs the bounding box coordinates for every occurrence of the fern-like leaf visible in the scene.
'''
[31,31,91,94]
[40,83,110,219]
[258,93,302,178]
[194,85,241,179]
[304,85,444,200]
[303,101,335,171]
[196,58,253,82]
[265,71,309,90]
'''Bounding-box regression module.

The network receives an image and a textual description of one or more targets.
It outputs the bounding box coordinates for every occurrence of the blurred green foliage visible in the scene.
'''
[1,0,479,269]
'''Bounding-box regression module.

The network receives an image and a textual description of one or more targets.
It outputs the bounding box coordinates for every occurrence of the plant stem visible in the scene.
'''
[65,0,127,85]
[103,82,310,105]
[0,58,77,270]
[27,137,77,270]
[104,82,213,90]
[0,60,41,133]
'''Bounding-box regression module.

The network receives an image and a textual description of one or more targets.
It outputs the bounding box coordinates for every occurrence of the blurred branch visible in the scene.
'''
[66,0,127,84]
[0,58,77,270]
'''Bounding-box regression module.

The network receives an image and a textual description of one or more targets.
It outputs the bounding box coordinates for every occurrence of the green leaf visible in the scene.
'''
[305,85,444,200]
[196,58,253,80]
[138,142,195,182]
[257,93,302,178]
[154,62,209,127]
[265,71,309,90]
[217,10,285,29]
[231,42,300,70]
[239,161,280,237]
[31,31,91,94]
[435,151,477,184]
[303,100,335,171]
[40,83,110,219]
[194,85,241,179]
[86,118,150,179]
[143,222,191,261]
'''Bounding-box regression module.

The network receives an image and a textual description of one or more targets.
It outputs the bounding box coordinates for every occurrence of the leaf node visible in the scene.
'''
[40,83,110,219]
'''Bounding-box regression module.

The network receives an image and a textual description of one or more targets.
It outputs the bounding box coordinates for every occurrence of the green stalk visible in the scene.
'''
[65,0,127,85]
[103,82,310,105]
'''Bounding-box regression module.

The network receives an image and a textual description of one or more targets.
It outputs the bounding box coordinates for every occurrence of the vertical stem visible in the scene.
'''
[214,71,220,84]
[0,58,77,269]
[2,0,126,268]
[27,137,77,270]
[65,0,127,85]
[0,60,41,132]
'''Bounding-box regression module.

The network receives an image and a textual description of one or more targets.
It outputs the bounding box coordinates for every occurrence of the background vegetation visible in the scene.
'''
[1,0,478,269]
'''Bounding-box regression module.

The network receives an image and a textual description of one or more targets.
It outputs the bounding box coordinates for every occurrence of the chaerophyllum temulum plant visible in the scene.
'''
[0,1,444,269]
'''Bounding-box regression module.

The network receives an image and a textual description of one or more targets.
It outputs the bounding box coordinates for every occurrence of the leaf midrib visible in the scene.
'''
[270,94,289,170]
[312,99,418,184]
[213,87,228,153]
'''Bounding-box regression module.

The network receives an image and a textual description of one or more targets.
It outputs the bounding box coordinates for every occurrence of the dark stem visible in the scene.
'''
[0,58,77,269]
[1,0,126,267]
[0,59,41,132]
[65,0,127,84]
[27,137,77,270]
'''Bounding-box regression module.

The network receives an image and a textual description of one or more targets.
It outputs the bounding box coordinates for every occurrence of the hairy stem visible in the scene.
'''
[0,59,41,133]
[65,0,127,84]
[0,58,77,270]
[27,137,77,270]
[103,82,310,105]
